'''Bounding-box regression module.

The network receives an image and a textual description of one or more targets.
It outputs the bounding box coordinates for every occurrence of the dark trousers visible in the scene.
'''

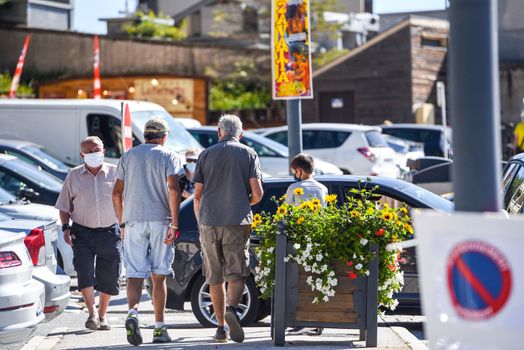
[71,223,122,295]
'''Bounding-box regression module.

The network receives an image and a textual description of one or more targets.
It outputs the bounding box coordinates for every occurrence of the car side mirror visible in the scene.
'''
[20,187,40,200]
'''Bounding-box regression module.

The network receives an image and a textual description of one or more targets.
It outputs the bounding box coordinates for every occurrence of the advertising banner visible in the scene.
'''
[413,211,524,350]
[122,103,133,152]
[271,0,314,100]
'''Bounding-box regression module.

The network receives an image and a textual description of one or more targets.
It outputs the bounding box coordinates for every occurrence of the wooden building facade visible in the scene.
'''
[302,17,449,126]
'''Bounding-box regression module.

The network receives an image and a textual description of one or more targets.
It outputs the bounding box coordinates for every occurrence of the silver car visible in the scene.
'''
[0,187,75,277]
[0,212,70,321]
[0,230,45,345]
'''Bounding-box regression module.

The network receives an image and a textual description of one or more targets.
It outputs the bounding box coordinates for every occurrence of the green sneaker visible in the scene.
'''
[125,313,143,346]
[153,326,172,343]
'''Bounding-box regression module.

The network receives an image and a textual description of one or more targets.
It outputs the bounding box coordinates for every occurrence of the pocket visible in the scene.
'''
[223,226,250,246]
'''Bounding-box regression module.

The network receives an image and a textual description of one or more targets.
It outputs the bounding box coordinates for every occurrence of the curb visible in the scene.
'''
[20,327,69,350]
[390,326,428,350]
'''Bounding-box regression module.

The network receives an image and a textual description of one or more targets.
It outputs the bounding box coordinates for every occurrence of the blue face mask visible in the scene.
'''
[293,170,302,182]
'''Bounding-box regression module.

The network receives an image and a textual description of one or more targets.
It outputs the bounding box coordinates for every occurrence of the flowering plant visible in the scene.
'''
[253,180,413,312]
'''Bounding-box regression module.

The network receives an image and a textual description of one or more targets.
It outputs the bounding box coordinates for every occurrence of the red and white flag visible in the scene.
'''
[9,35,31,98]
[93,35,101,99]
[122,103,133,152]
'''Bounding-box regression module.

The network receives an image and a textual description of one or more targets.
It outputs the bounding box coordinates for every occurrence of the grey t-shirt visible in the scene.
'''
[285,179,328,207]
[193,136,262,226]
[116,143,182,223]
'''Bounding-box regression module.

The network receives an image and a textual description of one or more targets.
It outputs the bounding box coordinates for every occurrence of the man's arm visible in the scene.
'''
[167,174,181,232]
[59,211,74,246]
[193,183,203,224]
[112,179,125,239]
[249,178,263,205]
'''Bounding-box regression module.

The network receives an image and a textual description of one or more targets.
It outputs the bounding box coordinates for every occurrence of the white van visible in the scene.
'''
[0,99,203,165]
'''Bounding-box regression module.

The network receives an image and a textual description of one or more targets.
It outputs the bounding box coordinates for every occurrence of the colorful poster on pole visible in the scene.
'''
[271,0,314,100]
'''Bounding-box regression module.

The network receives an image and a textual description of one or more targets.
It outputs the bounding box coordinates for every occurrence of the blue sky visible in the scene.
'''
[73,0,447,34]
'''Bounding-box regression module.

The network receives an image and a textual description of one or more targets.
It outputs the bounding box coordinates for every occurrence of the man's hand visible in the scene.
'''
[120,228,125,241]
[64,229,75,246]
[164,227,176,245]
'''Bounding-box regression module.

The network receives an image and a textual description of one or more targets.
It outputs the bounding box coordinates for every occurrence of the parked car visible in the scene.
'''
[502,152,524,214]
[186,126,343,176]
[147,176,453,327]
[0,230,45,345]
[0,99,203,166]
[259,124,399,177]
[383,134,425,168]
[380,124,452,158]
[0,187,75,276]
[0,212,70,321]
[0,139,70,180]
[0,154,62,206]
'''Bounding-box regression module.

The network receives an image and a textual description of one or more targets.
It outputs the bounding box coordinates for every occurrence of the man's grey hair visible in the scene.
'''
[81,136,103,150]
[218,114,243,138]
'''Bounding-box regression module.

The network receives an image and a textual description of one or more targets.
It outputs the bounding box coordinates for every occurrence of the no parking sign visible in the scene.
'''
[414,211,524,350]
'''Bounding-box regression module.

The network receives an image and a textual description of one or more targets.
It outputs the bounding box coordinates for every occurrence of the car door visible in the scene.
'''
[503,163,524,214]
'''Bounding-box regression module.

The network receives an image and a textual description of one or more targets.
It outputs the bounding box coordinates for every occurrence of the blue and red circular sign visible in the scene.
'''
[447,240,512,321]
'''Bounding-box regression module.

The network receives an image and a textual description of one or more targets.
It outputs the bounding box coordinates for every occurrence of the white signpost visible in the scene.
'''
[414,211,524,350]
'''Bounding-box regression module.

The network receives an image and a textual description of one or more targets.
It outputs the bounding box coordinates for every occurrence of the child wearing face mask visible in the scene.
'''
[285,153,328,207]
[179,150,198,199]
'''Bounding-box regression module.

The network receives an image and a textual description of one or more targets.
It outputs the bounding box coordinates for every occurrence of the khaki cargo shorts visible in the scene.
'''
[199,225,251,285]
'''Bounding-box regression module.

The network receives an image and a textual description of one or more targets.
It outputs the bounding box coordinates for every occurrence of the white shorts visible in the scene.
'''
[123,221,174,278]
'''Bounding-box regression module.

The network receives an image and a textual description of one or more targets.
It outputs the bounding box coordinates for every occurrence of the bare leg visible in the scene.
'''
[98,292,112,318]
[81,286,97,316]
[151,274,167,323]
[209,283,226,326]
[227,279,245,308]
[127,278,144,310]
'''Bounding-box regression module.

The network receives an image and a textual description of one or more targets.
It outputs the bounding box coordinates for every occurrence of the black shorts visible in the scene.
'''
[71,223,122,295]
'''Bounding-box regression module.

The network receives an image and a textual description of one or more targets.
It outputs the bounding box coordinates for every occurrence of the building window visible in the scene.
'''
[421,32,448,49]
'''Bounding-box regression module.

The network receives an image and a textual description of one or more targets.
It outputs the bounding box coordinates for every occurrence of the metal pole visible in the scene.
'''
[286,99,303,171]
[272,221,287,346]
[436,81,449,159]
[449,0,502,212]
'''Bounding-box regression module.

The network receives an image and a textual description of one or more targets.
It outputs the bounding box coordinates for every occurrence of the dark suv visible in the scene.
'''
[153,176,453,327]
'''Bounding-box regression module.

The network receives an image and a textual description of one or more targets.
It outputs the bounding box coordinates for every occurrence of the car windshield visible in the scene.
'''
[4,158,63,192]
[0,187,17,205]
[366,131,388,147]
[394,182,454,212]
[132,110,203,153]
[21,145,70,172]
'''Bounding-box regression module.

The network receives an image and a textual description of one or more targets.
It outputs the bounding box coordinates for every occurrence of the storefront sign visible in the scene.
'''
[271,0,314,100]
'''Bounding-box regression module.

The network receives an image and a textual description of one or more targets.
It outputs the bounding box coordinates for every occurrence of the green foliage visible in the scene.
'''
[310,0,345,39]
[208,60,271,111]
[123,10,187,41]
[253,180,413,312]
[0,72,34,97]
[313,48,349,69]
[0,0,10,6]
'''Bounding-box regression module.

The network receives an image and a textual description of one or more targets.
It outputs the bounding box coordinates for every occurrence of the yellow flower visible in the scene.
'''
[251,221,258,229]
[253,214,262,222]
[311,198,321,206]
[401,207,408,215]
[299,201,312,209]
[366,207,375,216]
[279,194,287,201]
[325,194,337,204]
[350,210,361,217]
[382,212,393,221]
[312,203,321,211]
[276,206,288,215]
[404,223,414,234]
[296,217,305,225]
[293,187,304,196]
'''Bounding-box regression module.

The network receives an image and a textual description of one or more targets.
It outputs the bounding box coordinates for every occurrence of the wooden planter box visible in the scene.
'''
[271,230,379,347]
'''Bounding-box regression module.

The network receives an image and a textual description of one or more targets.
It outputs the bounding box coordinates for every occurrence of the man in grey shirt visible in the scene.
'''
[112,118,182,345]
[193,114,263,343]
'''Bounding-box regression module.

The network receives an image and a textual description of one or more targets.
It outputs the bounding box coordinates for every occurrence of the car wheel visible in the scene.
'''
[190,275,260,328]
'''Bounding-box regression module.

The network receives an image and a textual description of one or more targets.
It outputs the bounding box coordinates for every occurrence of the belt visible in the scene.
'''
[72,222,117,231]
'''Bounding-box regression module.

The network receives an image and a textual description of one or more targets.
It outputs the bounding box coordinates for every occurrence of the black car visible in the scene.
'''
[502,152,524,213]
[0,154,62,205]
[0,139,70,180]
[151,175,453,327]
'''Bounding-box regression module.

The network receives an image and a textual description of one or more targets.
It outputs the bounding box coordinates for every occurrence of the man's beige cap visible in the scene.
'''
[144,118,169,133]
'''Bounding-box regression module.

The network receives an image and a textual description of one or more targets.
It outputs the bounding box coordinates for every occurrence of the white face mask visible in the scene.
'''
[84,152,104,168]
[185,162,196,173]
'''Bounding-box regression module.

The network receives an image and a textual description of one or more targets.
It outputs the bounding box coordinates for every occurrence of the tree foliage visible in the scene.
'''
[123,11,187,41]
[0,72,34,98]
[313,48,349,69]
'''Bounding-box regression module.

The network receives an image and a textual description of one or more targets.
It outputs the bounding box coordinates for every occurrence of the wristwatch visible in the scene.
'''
[119,222,126,228]
[62,223,71,231]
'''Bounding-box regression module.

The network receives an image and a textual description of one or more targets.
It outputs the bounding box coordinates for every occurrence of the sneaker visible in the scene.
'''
[224,306,244,343]
[125,313,143,346]
[152,326,172,343]
[214,327,228,343]
[98,317,111,330]
[85,314,99,330]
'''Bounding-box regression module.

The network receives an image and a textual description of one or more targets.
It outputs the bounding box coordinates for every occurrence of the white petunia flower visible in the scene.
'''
[353,253,357,259]
[312,297,319,304]
[267,247,274,253]
[359,238,368,246]
[293,243,301,249]
[306,276,313,284]
[365,270,370,276]
[283,257,289,262]
[323,295,329,302]
[355,263,363,270]
[316,254,323,262]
